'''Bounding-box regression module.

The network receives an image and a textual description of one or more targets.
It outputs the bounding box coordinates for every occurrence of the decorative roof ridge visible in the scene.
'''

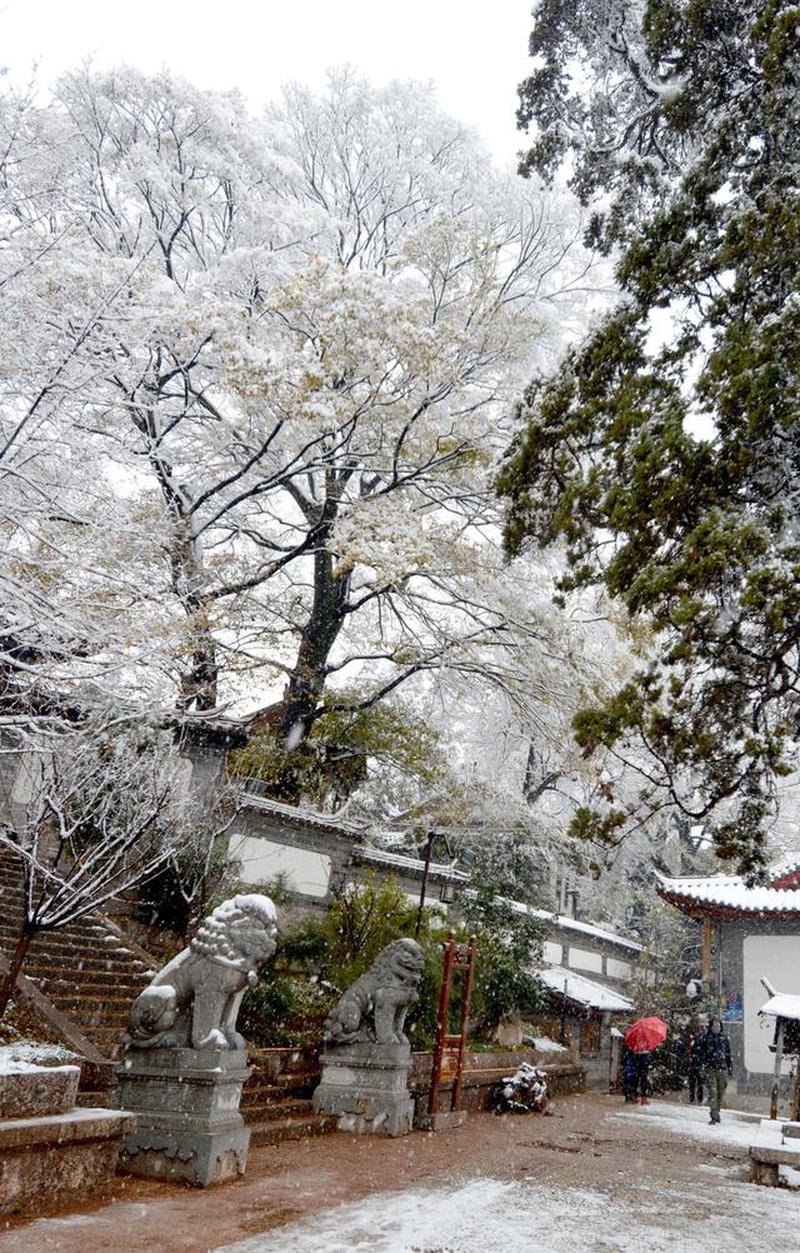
[353,845,470,882]
[240,790,365,839]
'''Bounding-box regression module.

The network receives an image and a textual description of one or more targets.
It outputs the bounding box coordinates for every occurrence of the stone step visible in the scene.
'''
[76,1091,116,1109]
[243,1072,318,1098]
[248,1111,336,1147]
[0,848,156,1062]
[32,972,149,995]
[0,922,146,952]
[83,1038,124,1060]
[20,952,152,977]
[38,1003,132,1031]
[0,916,120,942]
[241,1096,315,1121]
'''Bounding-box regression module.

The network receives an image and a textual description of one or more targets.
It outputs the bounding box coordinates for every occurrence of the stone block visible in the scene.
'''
[415,1109,467,1133]
[115,1047,252,1186]
[313,1041,415,1137]
[0,1064,80,1120]
[0,1107,135,1215]
[118,1124,250,1187]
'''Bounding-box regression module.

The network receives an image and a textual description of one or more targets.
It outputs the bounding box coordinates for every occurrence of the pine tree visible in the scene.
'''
[500,1,800,875]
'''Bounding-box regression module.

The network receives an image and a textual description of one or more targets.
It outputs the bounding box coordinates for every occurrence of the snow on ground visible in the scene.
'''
[215,1171,800,1253]
[611,1099,761,1150]
[216,1101,798,1252]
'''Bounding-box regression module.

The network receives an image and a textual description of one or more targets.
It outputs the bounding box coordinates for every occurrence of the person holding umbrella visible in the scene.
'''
[623,1017,669,1105]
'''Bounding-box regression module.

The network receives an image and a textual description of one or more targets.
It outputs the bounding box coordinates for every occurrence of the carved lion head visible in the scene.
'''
[373,937,424,987]
[191,893,278,968]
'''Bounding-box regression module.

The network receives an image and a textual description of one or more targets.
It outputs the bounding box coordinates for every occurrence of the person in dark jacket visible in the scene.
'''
[633,1049,652,1104]
[621,1044,638,1102]
[687,1030,704,1104]
[696,1016,732,1123]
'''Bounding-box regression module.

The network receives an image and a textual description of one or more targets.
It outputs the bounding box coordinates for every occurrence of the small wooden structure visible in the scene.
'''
[758,979,800,1121]
[423,932,476,1130]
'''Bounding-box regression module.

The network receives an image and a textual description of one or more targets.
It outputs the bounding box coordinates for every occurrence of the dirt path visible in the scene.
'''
[0,1095,774,1252]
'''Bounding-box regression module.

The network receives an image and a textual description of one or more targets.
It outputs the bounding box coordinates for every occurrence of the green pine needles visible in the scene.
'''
[500,0,800,876]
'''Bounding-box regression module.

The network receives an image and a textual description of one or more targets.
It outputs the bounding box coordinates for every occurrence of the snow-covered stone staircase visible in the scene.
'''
[0,844,156,1061]
[0,849,335,1140]
[240,1048,335,1145]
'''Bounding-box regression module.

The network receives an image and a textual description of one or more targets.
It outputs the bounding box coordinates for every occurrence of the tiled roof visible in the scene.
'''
[656,872,800,916]
[352,846,470,883]
[537,965,634,1013]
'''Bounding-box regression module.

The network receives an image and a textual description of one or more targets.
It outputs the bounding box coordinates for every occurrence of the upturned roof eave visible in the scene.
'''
[656,882,800,922]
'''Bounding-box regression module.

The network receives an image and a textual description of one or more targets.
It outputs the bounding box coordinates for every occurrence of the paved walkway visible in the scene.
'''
[1,1094,793,1252]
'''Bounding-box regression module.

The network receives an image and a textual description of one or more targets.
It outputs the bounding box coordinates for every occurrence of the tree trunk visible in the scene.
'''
[261,531,352,806]
[523,741,560,803]
[0,927,34,1023]
[280,541,351,745]
[142,415,219,713]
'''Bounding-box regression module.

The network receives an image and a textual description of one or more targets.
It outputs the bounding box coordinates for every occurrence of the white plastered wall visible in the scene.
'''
[230,834,332,898]
[742,935,800,1075]
[568,946,603,974]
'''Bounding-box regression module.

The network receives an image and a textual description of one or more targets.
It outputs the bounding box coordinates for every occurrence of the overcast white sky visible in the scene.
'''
[4,0,535,163]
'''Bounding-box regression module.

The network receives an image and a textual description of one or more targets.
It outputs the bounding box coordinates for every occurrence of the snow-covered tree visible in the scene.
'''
[501,0,800,876]
[0,67,601,791]
[0,711,185,1018]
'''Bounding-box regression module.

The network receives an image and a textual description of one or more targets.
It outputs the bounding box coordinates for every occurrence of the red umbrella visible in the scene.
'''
[624,1016,668,1054]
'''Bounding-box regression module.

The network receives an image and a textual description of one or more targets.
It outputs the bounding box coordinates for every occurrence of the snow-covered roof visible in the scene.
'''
[467,895,641,952]
[769,855,800,879]
[352,846,470,883]
[759,994,800,1022]
[240,788,364,839]
[527,908,642,953]
[769,857,800,889]
[656,872,800,917]
[537,965,634,1013]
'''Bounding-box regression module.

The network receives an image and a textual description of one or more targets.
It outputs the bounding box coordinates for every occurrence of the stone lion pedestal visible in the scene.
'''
[114,893,278,1187]
[115,1046,251,1186]
[312,938,423,1138]
[313,1040,415,1136]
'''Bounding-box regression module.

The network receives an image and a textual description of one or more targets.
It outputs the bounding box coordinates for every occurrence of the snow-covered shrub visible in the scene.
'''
[490,1062,548,1114]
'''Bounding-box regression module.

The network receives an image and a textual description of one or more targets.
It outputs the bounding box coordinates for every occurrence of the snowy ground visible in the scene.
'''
[216,1171,799,1253]
[610,1098,761,1149]
[215,1102,796,1253]
[3,1096,797,1253]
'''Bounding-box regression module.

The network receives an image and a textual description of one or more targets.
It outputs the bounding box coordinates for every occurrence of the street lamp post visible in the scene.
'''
[415,830,451,939]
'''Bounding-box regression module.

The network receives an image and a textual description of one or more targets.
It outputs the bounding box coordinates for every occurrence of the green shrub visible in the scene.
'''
[239,871,547,1049]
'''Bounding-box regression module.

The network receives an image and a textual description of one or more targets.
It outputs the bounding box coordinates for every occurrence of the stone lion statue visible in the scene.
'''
[124,894,278,1052]
[324,938,424,1046]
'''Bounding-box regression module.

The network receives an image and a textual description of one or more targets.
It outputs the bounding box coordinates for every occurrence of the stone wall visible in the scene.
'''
[410,1048,586,1112]
[80,1044,585,1123]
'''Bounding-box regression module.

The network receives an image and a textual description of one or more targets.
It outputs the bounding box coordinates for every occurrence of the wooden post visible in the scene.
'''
[702,920,713,996]
[770,1020,784,1121]
[428,932,456,1115]
[450,936,476,1113]
[791,1056,800,1124]
[427,933,477,1119]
